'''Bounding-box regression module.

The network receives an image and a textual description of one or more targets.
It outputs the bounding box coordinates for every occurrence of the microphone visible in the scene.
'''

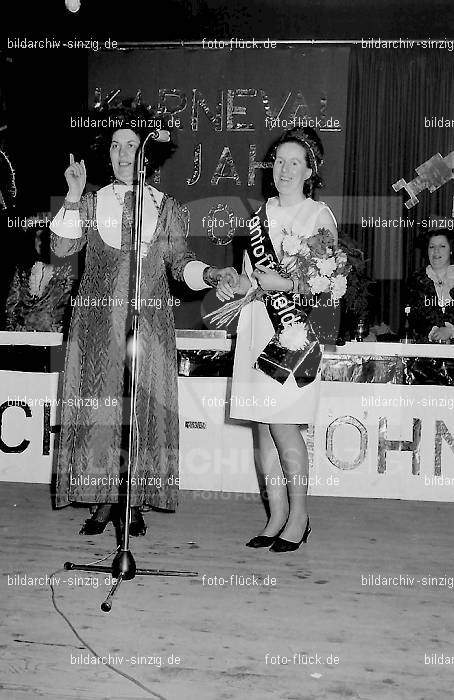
[149,129,171,143]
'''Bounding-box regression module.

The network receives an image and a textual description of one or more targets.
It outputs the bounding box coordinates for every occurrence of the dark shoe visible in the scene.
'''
[120,507,147,537]
[246,524,285,548]
[269,518,311,553]
[246,534,279,548]
[79,504,115,535]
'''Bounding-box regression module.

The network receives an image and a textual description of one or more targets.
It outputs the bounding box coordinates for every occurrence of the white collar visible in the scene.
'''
[95,184,164,248]
[426,264,454,285]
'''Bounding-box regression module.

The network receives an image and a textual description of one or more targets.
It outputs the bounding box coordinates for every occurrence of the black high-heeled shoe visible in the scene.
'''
[269,518,311,553]
[246,524,285,548]
[79,504,116,535]
[119,506,147,537]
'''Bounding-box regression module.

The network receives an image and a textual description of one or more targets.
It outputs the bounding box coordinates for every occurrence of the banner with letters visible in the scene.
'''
[309,382,454,501]
[3,369,454,501]
[0,370,60,484]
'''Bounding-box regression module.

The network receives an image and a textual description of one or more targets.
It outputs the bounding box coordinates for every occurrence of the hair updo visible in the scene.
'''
[270,126,324,198]
[85,99,177,185]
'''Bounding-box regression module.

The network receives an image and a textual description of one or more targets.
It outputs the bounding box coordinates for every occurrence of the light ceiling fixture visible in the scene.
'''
[65,0,81,13]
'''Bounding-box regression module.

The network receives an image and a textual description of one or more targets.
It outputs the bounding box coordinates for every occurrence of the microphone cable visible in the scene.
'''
[47,548,167,699]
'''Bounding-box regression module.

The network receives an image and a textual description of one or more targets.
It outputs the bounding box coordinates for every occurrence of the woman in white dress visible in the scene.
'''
[218,127,339,552]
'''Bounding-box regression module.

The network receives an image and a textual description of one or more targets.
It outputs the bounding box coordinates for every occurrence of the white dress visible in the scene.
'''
[229,196,337,424]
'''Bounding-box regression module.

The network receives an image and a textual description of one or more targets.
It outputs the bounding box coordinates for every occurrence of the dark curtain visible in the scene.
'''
[342,48,454,330]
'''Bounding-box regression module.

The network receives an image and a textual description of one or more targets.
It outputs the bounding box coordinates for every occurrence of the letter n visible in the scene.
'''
[434,420,454,476]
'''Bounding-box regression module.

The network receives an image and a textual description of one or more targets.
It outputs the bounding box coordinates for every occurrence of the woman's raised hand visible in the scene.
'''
[65,153,86,202]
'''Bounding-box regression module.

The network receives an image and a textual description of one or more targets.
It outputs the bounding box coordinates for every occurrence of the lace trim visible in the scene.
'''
[63,199,81,210]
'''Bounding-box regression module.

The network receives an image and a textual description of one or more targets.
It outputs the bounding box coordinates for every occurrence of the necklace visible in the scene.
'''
[433,270,449,292]
[111,182,160,225]
[112,183,161,258]
[112,182,134,229]
[431,269,451,313]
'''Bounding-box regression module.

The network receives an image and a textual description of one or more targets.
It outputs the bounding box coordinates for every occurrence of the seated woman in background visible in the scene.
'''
[5,224,76,334]
[406,228,454,343]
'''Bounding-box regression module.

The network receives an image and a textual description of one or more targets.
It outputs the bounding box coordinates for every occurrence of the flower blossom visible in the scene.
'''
[282,234,302,256]
[279,324,309,350]
[331,275,347,300]
[316,257,337,277]
[309,275,331,293]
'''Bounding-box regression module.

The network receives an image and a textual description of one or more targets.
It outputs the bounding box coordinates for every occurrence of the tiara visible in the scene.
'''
[299,139,323,175]
[0,148,17,210]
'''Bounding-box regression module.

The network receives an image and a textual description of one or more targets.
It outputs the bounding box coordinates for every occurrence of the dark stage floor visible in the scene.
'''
[1,483,453,699]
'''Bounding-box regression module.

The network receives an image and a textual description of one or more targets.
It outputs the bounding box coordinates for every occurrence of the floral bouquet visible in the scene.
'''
[204,225,349,383]
[204,226,350,346]
[280,226,350,300]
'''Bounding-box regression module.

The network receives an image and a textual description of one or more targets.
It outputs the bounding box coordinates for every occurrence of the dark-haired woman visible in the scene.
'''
[406,229,454,343]
[50,115,238,536]
[218,128,339,553]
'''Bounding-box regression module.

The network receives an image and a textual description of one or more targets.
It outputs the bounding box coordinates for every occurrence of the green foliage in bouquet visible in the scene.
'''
[338,233,375,332]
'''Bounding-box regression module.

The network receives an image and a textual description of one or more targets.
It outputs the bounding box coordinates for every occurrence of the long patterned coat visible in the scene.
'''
[51,191,195,509]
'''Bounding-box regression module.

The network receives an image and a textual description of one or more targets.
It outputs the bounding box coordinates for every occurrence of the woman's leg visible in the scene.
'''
[254,423,289,536]
[268,423,309,542]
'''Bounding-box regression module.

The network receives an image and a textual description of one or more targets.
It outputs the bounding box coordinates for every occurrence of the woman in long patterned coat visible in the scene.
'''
[50,115,237,536]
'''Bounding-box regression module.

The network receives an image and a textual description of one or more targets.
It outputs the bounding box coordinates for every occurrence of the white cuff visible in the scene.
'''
[50,206,83,239]
[183,261,211,291]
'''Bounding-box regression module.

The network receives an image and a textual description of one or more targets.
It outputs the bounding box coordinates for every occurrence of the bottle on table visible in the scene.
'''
[355,319,365,342]
[401,306,414,344]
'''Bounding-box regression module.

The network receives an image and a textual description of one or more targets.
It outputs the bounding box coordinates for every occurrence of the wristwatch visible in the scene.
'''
[202,266,219,288]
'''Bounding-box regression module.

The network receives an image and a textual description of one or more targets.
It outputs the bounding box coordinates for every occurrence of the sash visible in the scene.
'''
[246,205,322,388]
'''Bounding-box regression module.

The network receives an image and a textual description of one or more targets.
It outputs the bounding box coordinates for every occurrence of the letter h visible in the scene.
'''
[377,417,421,474]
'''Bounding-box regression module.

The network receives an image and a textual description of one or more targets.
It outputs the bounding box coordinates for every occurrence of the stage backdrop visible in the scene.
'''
[84,47,349,329]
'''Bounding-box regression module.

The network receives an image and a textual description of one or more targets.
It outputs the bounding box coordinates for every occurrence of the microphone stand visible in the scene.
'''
[64,133,198,611]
